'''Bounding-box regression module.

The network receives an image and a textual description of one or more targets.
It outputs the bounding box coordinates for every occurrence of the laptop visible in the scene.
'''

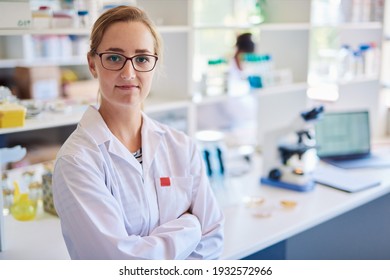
[314,110,390,169]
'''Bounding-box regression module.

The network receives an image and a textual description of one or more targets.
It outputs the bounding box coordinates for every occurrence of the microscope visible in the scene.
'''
[260,106,324,192]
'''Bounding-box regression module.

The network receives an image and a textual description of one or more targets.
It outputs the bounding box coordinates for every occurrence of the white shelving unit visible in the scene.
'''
[0,107,85,135]
[0,28,90,36]
[0,0,388,161]
[307,0,387,138]
[0,0,389,260]
[192,0,311,147]
[381,0,390,134]
[0,0,195,130]
[0,0,317,155]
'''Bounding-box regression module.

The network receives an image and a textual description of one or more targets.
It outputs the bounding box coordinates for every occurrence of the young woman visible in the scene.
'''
[52,5,224,260]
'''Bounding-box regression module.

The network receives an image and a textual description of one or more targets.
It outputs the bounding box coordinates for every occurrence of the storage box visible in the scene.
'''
[41,161,57,216]
[42,172,57,216]
[14,66,61,100]
[0,1,32,29]
[0,103,26,128]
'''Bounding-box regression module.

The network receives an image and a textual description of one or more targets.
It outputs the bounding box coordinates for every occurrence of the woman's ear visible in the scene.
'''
[87,53,98,78]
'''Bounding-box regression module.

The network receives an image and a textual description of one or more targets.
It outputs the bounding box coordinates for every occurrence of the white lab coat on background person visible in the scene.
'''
[52,106,224,260]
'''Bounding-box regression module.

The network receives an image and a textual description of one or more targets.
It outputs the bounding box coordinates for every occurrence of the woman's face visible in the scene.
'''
[88,21,156,110]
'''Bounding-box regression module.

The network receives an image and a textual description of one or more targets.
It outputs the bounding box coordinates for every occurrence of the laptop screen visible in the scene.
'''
[314,111,371,159]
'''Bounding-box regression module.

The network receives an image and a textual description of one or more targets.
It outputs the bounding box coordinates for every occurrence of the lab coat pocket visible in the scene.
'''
[155,176,193,223]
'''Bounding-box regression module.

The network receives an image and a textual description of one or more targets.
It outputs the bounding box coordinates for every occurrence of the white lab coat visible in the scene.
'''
[52,106,224,260]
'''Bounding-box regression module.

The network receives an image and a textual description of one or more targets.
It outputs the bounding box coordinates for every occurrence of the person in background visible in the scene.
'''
[52,5,224,260]
[232,32,255,74]
[227,32,256,91]
[198,33,257,145]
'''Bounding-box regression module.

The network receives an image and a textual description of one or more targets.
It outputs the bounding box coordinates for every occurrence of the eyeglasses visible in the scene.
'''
[95,52,158,72]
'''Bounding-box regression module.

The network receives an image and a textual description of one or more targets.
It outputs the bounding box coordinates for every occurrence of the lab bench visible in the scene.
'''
[1,157,390,260]
[221,164,390,260]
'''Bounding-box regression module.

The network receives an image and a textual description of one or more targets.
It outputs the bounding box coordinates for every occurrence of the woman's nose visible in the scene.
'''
[120,60,136,80]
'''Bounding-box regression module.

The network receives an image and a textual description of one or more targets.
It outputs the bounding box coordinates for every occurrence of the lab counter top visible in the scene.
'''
[1,157,390,260]
[1,211,69,259]
[220,164,390,259]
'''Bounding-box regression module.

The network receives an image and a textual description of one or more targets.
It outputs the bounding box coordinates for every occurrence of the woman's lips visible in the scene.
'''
[116,84,139,90]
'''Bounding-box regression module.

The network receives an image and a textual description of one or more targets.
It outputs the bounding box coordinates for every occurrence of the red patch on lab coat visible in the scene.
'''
[160,177,171,187]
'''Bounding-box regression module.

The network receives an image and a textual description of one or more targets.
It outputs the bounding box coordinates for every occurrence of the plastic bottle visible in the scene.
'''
[351,0,363,22]
[337,44,353,80]
[352,50,364,77]
[243,53,276,88]
[248,0,266,24]
[1,174,12,216]
[328,0,342,25]
[202,58,228,96]
[360,43,379,77]
[361,0,372,22]
[195,130,226,189]
[243,53,263,89]
[339,0,350,23]
[10,181,37,221]
[77,10,89,28]
[371,0,384,21]
[75,0,91,27]
[262,54,275,87]
[369,42,380,76]
[312,0,328,25]
[84,0,103,24]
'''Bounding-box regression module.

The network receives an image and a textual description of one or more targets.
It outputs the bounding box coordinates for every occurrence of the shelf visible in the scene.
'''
[0,28,90,36]
[309,75,380,87]
[193,83,308,105]
[0,98,195,135]
[0,105,87,135]
[157,25,191,33]
[257,82,308,95]
[312,21,382,30]
[260,23,310,31]
[0,56,87,68]
[194,23,310,31]
[194,23,260,30]
[337,75,380,86]
[0,26,186,38]
[144,96,191,113]
[0,25,190,36]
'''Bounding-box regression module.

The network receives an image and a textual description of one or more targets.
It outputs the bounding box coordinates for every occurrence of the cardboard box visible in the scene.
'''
[0,1,32,29]
[14,66,61,100]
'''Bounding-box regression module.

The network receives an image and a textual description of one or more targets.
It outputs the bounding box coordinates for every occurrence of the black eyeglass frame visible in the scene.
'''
[95,52,159,72]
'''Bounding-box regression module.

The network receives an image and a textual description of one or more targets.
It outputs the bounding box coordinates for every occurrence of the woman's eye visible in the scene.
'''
[106,55,123,62]
[135,56,150,64]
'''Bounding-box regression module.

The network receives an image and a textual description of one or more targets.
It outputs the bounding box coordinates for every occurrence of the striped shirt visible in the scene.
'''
[133,148,142,165]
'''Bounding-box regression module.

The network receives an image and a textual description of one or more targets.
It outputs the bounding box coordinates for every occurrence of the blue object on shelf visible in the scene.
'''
[77,10,89,16]
[248,75,263,88]
[260,177,315,192]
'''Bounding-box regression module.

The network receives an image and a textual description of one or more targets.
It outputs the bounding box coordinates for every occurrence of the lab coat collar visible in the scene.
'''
[140,111,166,174]
[79,106,165,174]
[79,106,141,173]
[79,105,112,145]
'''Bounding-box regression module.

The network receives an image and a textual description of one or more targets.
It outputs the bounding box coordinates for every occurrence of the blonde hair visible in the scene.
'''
[89,5,163,59]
